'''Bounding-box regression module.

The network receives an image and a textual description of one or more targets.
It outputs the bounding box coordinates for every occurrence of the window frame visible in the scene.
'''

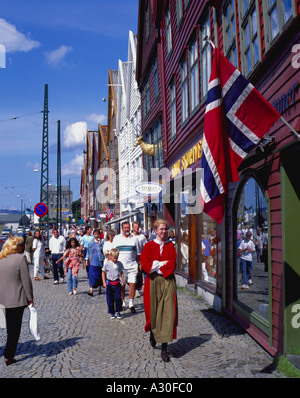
[189,35,200,114]
[200,13,211,101]
[239,0,261,77]
[262,0,295,52]
[222,0,238,68]
[170,76,177,141]
[165,3,172,56]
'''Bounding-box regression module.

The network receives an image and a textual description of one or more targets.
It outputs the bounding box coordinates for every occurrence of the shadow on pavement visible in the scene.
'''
[0,337,82,362]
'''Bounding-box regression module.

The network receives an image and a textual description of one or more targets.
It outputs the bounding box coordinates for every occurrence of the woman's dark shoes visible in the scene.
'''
[4,358,17,366]
[161,350,170,362]
[88,291,93,297]
[149,331,156,348]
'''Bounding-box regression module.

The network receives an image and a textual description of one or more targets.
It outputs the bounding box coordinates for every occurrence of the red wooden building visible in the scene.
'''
[136,0,300,355]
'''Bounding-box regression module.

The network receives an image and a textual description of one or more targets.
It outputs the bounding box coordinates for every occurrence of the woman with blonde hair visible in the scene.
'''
[0,236,34,366]
[140,219,178,362]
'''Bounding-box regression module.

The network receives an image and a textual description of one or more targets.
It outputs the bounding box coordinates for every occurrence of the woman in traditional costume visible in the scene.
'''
[140,219,178,362]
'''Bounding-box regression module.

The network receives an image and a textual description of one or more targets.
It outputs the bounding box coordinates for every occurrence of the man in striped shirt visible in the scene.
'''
[112,221,141,313]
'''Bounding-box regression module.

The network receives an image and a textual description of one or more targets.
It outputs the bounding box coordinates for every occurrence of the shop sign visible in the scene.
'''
[135,181,163,196]
[272,81,298,115]
[171,139,203,179]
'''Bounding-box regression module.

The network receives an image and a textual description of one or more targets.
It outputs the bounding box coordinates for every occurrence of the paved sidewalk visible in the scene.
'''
[0,265,286,379]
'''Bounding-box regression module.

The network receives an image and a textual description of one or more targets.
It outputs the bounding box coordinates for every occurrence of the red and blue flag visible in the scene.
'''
[201,47,281,224]
[105,206,114,222]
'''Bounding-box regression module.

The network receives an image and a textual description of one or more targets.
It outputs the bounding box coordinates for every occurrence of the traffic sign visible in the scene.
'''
[34,202,48,217]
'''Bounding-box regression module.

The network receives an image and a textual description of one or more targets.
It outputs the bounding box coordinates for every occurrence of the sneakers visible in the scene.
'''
[111,313,123,320]
[73,288,77,295]
[248,279,253,286]
[53,280,59,285]
[241,284,249,289]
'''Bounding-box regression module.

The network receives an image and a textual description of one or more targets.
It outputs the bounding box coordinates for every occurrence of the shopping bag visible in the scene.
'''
[28,305,40,341]
[0,305,6,329]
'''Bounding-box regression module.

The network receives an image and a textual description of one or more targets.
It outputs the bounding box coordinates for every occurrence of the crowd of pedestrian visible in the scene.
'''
[0,220,181,365]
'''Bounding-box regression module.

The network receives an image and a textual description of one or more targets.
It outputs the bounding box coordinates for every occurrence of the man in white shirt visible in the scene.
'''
[238,231,256,289]
[112,221,141,313]
[49,228,66,284]
[132,221,147,297]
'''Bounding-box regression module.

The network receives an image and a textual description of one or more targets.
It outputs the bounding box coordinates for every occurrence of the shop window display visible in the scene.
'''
[235,177,269,321]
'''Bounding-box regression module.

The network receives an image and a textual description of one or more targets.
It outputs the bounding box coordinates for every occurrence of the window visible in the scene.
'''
[165,4,172,55]
[110,140,114,162]
[114,137,118,159]
[200,15,211,99]
[142,79,150,119]
[189,37,199,113]
[223,0,238,67]
[234,177,269,322]
[153,58,159,99]
[170,78,177,140]
[181,57,188,123]
[240,0,260,75]
[153,121,164,169]
[263,0,294,50]
[176,0,183,25]
[145,2,150,41]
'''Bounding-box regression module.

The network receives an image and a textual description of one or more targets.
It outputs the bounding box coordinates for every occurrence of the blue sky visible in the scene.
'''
[0,0,138,212]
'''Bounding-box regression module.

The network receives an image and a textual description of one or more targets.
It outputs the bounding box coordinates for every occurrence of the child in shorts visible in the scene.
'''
[102,248,124,319]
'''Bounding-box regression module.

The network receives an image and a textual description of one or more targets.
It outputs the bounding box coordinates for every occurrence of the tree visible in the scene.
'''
[71,198,81,221]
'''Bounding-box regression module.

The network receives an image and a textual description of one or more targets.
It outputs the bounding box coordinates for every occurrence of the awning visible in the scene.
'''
[104,210,141,226]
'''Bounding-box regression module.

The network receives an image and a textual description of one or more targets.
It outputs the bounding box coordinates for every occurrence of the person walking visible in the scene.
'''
[103,230,116,264]
[0,236,34,366]
[140,219,178,362]
[238,231,256,289]
[56,238,83,295]
[32,230,48,281]
[49,228,66,285]
[132,221,147,297]
[102,248,124,319]
[80,226,94,276]
[86,229,105,296]
[24,231,34,264]
[112,221,141,313]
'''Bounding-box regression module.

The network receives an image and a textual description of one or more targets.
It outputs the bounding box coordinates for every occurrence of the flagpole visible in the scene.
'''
[204,36,215,49]
[280,116,300,140]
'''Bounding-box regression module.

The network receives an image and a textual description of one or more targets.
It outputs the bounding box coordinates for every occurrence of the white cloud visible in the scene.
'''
[63,121,87,148]
[86,113,107,124]
[0,18,40,53]
[62,153,83,176]
[44,45,73,67]
[26,161,40,171]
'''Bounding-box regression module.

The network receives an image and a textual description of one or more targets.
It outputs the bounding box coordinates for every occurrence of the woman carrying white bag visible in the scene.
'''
[0,236,34,366]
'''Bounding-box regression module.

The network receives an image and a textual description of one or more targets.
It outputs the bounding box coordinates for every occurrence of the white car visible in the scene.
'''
[16,226,25,233]
[2,228,11,236]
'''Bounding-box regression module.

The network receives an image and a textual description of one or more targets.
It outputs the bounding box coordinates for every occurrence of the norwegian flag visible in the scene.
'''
[105,206,114,222]
[200,47,281,224]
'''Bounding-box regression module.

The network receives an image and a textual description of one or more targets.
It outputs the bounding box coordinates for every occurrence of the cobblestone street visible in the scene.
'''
[0,265,286,380]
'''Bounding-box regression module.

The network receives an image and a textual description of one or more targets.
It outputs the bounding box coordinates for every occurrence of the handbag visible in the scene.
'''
[28,305,40,341]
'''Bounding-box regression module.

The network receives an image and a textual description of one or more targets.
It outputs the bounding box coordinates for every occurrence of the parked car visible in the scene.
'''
[16,226,25,233]
[2,228,12,236]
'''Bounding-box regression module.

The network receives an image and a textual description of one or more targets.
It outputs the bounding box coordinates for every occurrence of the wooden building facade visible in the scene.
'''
[136,0,300,355]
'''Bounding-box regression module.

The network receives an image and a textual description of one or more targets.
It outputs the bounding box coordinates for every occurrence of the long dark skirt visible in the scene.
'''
[89,265,103,288]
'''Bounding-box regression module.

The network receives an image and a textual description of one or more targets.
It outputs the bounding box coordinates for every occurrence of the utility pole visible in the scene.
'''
[57,120,62,235]
[40,84,49,243]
